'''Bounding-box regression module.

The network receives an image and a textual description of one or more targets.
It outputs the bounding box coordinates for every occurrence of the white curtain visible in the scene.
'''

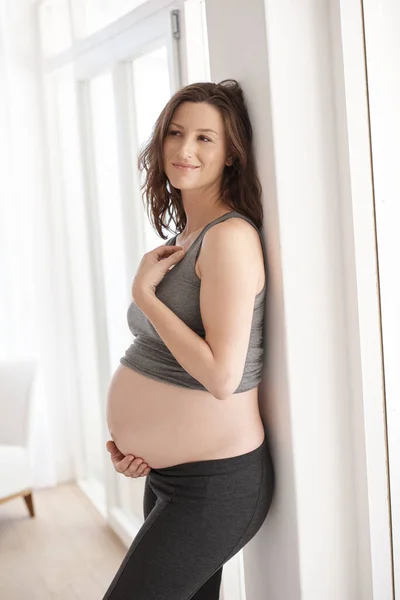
[0,0,75,487]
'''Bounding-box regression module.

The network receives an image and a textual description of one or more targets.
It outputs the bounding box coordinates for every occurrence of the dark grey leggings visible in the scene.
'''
[102,432,275,599]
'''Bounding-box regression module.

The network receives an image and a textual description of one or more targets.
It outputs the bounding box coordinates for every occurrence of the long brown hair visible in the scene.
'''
[137,79,263,238]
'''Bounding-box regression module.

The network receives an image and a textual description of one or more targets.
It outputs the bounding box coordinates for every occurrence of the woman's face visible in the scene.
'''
[163,101,232,192]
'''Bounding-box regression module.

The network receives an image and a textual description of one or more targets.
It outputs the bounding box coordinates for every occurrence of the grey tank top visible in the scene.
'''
[120,210,267,393]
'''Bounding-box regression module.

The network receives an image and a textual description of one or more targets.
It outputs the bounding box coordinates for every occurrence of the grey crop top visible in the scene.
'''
[120,210,267,393]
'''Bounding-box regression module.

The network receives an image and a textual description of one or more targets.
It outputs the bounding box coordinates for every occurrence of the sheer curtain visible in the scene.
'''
[0,0,75,487]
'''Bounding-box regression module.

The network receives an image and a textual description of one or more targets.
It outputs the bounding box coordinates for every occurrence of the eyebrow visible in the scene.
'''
[170,122,219,136]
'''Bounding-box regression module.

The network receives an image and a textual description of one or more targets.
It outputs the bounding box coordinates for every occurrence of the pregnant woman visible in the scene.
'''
[104,79,275,599]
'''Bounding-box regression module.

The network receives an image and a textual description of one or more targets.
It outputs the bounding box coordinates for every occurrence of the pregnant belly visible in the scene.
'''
[106,364,264,469]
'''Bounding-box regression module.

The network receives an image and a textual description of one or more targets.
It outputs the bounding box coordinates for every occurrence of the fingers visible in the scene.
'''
[114,454,136,473]
[106,440,151,478]
[165,249,185,268]
[106,440,119,454]
[155,245,185,259]
[124,458,151,478]
[106,440,124,460]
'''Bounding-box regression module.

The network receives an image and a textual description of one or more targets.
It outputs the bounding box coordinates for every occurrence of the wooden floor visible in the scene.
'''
[0,483,127,599]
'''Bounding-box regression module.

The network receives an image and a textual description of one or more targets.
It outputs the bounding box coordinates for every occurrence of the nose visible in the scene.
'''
[177,136,195,159]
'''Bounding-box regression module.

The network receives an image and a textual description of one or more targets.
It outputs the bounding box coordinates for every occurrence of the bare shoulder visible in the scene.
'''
[196,217,264,287]
[203,216,262,255]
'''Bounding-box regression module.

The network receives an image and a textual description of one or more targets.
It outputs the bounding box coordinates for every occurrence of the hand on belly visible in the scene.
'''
[106,440,151,478]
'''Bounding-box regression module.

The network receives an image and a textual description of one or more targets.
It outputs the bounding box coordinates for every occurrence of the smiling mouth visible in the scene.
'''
[172,164,200,170]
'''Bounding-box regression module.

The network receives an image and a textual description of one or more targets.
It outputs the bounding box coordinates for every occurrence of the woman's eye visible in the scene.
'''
[168,131,211,143]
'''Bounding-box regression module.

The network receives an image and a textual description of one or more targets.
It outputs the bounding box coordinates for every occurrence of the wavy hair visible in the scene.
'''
[137,79,263,238]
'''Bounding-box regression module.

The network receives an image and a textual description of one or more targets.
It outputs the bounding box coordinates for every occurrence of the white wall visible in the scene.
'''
[205,0,392,598]
[331,1,393,597]
[362,0,400,592]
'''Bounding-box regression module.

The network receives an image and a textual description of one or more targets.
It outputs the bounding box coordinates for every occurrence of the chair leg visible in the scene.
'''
[23,492,35,517]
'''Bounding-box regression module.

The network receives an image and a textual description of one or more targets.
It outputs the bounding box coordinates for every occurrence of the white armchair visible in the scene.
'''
[0,359,37,517]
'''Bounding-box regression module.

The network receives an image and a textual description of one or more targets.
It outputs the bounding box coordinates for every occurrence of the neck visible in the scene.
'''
[180,190,230,236]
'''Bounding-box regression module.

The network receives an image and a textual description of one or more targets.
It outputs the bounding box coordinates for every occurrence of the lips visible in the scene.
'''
[172,163,200,170]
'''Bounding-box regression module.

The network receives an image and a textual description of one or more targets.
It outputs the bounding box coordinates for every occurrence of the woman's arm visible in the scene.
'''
[135,219,261,399]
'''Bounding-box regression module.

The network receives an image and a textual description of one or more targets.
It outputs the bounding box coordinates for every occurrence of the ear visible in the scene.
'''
[225,155,233,167]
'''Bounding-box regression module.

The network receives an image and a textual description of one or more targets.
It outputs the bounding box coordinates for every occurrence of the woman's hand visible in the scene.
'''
[131,244,185,304]
[106,440,151,478]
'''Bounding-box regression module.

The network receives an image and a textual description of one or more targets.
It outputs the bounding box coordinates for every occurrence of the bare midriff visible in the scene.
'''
[106,366,265,469]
